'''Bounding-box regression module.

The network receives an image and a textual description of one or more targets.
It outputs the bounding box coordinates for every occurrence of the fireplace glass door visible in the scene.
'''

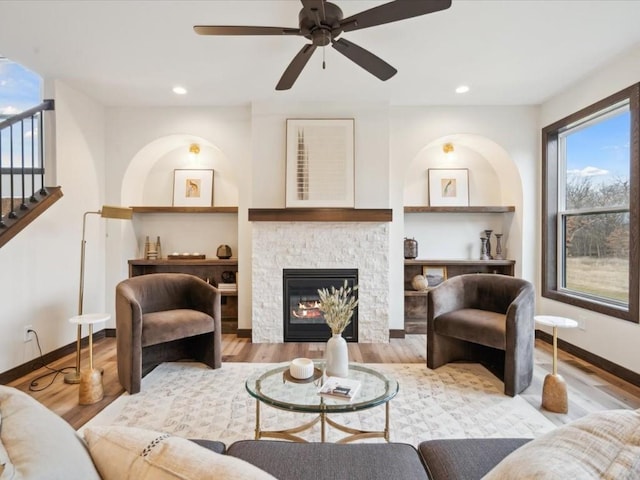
[283,268,358,342]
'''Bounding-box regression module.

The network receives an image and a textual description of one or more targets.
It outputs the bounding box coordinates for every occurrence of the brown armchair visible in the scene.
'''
[115,273,221,394]
[427,274,535,396]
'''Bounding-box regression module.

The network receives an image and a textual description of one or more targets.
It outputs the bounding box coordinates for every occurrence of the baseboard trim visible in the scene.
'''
[236,329,252,339]
[0,330,106,385]
[536,329,640,388]
[389,329,405,339]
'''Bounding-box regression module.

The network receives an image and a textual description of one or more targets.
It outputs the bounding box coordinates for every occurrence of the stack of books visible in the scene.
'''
[216,282,237,292]
[318,376,361,402]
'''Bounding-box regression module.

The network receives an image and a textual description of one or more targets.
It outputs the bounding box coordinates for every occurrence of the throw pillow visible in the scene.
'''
[83,426,277,480]
[483,409,640,479]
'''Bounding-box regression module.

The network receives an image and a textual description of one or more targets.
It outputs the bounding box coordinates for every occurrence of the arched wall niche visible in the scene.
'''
[403,133,524,271]
[119,134,240,260]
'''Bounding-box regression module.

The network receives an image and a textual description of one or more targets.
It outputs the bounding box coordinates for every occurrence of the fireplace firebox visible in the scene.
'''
[283,268,358,342]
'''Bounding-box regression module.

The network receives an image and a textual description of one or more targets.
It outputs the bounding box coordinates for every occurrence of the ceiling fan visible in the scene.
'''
[194,0,452,90]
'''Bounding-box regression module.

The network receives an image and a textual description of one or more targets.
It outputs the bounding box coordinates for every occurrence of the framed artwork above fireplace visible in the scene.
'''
[285,118,355,208]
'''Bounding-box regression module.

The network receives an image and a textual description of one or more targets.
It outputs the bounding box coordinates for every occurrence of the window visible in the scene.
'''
[542,84,639,322]
[0,57,44,172]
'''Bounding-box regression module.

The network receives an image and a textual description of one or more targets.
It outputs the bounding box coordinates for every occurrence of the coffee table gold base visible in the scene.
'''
[255,401,390,443]
[542,373,568,413]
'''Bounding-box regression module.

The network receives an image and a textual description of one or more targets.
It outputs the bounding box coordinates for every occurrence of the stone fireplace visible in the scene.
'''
[251,220,390,343]
[283,268,358,342]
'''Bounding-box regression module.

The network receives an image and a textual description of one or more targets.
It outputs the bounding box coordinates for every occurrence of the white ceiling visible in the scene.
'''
[1,0,640,108]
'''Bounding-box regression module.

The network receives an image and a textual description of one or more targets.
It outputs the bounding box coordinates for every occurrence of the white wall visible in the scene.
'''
[537,45,640,373]
[0,80,106,372]
[104,106,251,329]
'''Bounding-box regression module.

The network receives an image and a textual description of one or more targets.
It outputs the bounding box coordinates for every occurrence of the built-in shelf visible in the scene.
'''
[130,206,238,213]
[404,206,515,213]
[404,259,515,267]
[248,208,392,222]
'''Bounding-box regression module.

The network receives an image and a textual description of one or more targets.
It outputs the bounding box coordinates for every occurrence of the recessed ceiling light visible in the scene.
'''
[455,85,470,94]
[172,86,187,95]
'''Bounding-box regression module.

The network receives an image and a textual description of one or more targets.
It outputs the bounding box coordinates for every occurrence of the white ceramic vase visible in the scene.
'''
[326,333,349,378]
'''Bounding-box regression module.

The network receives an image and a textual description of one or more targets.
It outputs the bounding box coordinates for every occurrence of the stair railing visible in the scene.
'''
[0,99,54,228]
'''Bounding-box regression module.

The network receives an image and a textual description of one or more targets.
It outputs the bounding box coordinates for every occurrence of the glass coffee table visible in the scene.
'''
[246,362,399,443]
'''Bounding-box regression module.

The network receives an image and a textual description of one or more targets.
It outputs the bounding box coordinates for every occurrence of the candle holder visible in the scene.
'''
[480,237,490,260]
[494,233,504,260]
[484,229,493,259]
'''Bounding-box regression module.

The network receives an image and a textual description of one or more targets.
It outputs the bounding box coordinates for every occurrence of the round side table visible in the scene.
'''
[68,313,110,405]
[535,315,578,413]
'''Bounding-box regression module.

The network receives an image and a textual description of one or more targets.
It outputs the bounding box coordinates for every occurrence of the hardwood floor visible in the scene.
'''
[7,334,640,430]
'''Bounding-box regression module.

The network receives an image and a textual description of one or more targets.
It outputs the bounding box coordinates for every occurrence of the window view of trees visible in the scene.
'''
[543,84,638,322]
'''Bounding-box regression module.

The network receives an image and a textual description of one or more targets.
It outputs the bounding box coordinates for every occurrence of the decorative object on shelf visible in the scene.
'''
[480,237,490,260]
[411,274,429,291]
[317,281,358,377]
[167,253,206,260]
[144,236,161,260]
[66,205,133,386]
[422,266,447,287]
[172,169,214,207]
[216,244,232,259]
[404,237,418,259]
[484,229,493,259]
[428,168,469,207]
[285,118,355,208]
[494,233,504,260]
[221,271,236,283]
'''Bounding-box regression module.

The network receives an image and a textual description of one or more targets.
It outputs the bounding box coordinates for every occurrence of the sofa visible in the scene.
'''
[1,385,639,480]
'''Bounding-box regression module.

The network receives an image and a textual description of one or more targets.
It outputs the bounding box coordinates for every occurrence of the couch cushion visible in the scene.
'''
[418,438,531,480]
[84,426,276,480]
[227,440,429,480]
[0,385,101,480]
[142,309,213,346]
[483,409,640,479]
[435,308,506,349]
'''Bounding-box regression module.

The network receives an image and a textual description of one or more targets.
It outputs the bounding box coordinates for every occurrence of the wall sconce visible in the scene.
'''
[442,142,456,160]
[188,143,201,163]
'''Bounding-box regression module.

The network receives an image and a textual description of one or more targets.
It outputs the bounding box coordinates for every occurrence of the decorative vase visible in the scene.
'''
[326,333,349,378]
[404,237,418,259]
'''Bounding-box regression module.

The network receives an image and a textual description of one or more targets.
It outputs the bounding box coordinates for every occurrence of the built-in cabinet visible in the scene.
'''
[128,205,239,333]
[403,205,516,334]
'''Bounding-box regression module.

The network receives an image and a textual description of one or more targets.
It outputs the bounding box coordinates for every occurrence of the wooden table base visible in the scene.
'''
[79,368,104,405]
[541,373,568,413]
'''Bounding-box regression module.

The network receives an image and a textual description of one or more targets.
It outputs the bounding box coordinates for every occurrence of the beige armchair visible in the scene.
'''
[427,274,535,396]
[115,273,221,394]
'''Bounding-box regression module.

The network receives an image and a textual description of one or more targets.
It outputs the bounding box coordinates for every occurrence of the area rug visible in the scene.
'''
[80,362,556,446]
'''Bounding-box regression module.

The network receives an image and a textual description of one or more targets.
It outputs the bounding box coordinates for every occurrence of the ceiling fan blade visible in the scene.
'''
[331,38,397,81]
[339,0,452,33]
[276,44,317,90]
[194,25,300,36]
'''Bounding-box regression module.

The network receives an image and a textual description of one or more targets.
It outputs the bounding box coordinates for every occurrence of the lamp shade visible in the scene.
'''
[100,205,133,220]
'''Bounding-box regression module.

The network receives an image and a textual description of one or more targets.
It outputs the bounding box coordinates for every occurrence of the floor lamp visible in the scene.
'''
[64,205,133,384]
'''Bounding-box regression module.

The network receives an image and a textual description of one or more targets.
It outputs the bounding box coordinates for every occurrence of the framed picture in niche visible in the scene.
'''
[172,169,214,207]
[285,118,355,207]
[428,168,469,207]
[422,266,447,287]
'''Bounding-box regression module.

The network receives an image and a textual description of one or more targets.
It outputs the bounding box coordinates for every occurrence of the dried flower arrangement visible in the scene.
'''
[317,281,359,335]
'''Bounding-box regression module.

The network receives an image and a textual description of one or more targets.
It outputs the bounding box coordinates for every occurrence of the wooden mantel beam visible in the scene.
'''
[248,208,392,222]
